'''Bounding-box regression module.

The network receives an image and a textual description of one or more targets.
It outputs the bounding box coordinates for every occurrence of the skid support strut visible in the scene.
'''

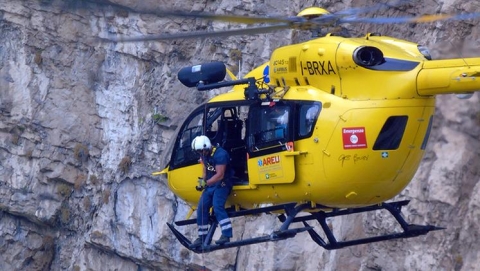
[300,200,444,249]
[167,200,443,253]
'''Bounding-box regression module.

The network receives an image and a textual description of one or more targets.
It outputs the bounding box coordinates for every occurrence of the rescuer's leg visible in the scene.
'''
[193,187,214,247]
[212,184,232,244]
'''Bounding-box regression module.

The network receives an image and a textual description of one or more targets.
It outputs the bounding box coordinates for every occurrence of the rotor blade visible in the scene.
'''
[296,1,413,28]
[334,0,411,16]
[137,1,408,26]
[80,0,293,24]
[145,9,299,25]
[338,12,480,24]
[99,23,292,42]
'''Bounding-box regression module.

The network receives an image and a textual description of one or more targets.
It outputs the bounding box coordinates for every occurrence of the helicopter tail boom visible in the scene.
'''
[417,58,480,96]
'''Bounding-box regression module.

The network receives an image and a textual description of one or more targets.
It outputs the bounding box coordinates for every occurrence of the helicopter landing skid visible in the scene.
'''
[296,200,444,250]
[167,200,443,253]
[167,203,312,253]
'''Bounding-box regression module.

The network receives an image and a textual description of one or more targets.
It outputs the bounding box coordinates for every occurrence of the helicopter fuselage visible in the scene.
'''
[162,33,480,211]
[166,87,435,209]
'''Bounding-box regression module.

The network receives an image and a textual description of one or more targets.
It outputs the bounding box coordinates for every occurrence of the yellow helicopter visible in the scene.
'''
[107,4,480,253]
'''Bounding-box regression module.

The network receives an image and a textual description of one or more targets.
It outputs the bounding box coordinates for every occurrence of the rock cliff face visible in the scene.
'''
[0,0,479,270]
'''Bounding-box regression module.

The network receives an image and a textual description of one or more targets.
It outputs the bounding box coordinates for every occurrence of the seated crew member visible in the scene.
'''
[275,109,288,138]
[191,135,234,247]
[305,104,320,133]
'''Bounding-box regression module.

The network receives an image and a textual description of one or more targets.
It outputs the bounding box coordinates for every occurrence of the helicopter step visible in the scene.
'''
[167,200,444,253]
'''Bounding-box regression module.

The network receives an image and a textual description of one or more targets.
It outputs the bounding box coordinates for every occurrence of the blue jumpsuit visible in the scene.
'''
[197,147,234,239]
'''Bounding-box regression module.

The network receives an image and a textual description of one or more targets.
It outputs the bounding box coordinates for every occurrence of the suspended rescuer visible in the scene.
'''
[191,135,234,247]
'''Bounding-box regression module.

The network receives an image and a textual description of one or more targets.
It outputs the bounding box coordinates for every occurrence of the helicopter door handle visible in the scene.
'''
[285,151,308,156]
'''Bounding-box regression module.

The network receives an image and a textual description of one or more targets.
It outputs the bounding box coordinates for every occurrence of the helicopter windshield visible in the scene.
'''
[171,107,205,169]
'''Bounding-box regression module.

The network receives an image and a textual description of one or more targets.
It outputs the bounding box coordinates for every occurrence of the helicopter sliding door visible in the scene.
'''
[246,103,296,184]
[167,102,250,201]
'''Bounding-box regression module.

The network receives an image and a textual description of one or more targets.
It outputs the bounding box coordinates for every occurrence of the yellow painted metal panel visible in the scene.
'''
[247,151,296,185]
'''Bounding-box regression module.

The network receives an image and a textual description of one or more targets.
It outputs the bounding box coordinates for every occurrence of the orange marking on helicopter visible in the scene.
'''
[411,14,452,23]
[286,141,294,151]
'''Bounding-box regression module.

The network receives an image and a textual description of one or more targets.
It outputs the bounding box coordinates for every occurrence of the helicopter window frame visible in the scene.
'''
[169,105,206,170]
[421,115,433,150]
[247,103,292,156]
[373,115,408,151]
[204,103,249,146]
[297,102,322,139]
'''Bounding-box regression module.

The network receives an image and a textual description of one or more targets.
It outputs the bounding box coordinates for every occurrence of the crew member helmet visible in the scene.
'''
[191,135,212,151]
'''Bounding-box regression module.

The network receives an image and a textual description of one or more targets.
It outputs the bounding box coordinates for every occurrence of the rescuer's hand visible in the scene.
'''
[195,178,206,191]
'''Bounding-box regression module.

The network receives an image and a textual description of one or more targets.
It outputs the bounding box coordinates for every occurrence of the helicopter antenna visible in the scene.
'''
[446,39,471,68]
[460,52,470,68]
[456,41,470,68]
[238,59,242,79]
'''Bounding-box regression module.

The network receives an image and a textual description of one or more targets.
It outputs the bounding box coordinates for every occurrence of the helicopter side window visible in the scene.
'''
[248,105,291,151]
[205,107,243,147]
[205,107,223,145]
[171,110,204,168]
[298,103,321,138]
[373,116,408,150]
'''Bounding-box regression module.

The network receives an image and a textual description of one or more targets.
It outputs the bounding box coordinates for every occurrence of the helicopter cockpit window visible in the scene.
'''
[248,105,291,151]
[298,103,321,137]
[373,116,408,150]
[171,110,204,168]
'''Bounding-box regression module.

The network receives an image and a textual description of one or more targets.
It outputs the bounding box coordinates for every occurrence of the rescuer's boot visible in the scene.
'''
[191,236,205,247]
[215,235,230,245]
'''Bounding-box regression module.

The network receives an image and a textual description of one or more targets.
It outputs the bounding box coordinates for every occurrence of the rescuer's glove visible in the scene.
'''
[195,178,206,191]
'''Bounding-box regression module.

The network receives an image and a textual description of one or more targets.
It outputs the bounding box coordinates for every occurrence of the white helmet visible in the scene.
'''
[191,135,212,151]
